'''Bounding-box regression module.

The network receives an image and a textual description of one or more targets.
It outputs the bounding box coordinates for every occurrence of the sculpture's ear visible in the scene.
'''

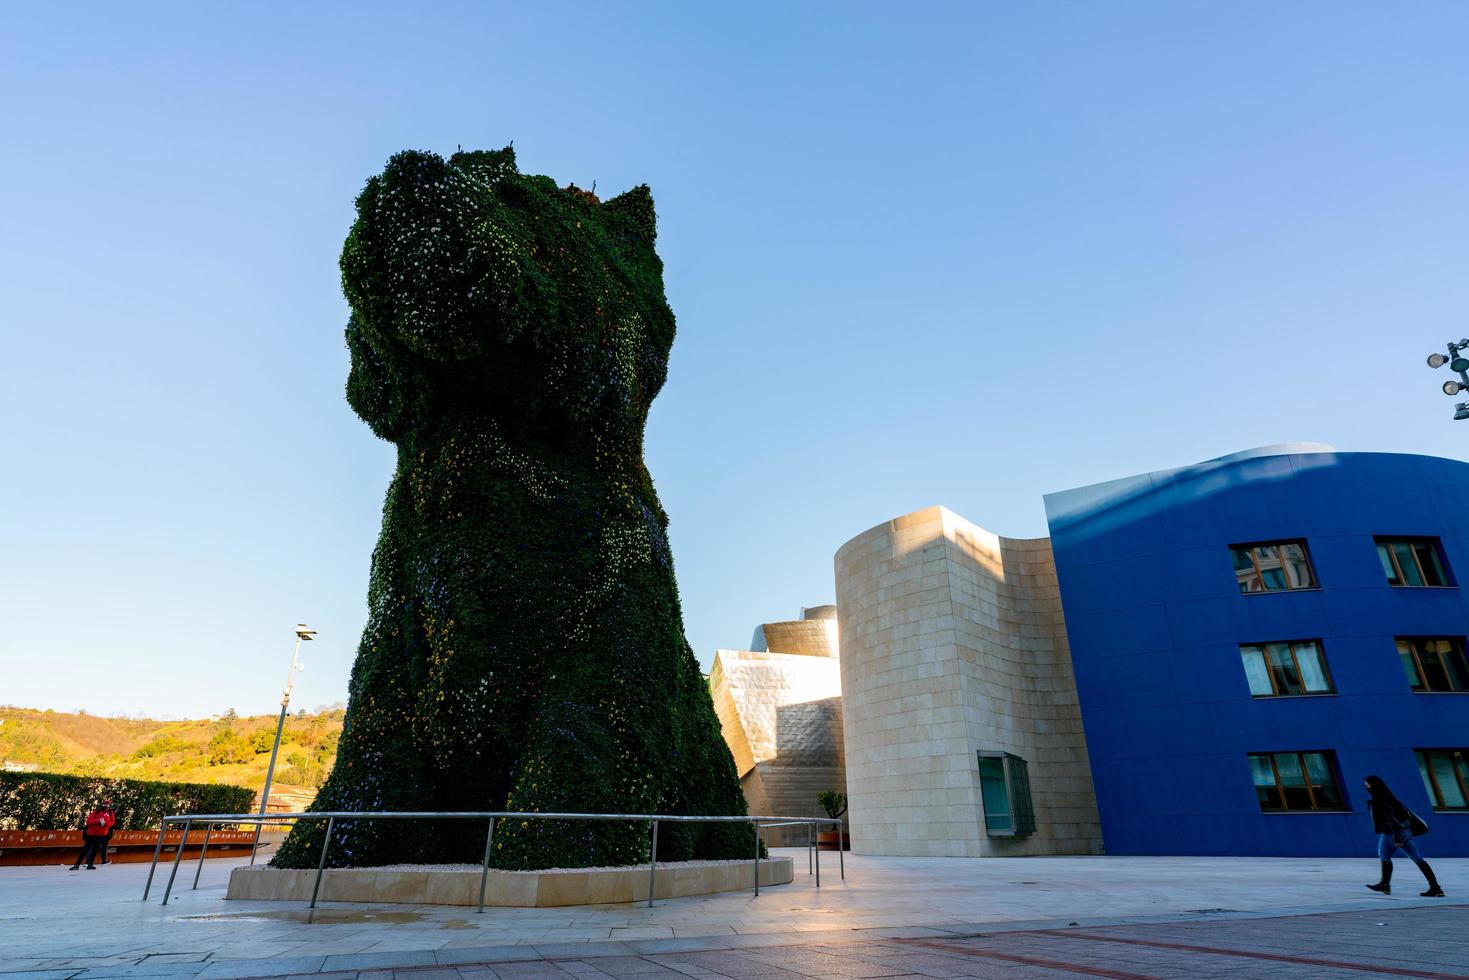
[606,184,657,244]
[450,145,518,184]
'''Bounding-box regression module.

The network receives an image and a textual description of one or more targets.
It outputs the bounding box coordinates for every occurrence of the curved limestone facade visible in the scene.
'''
[834,506,1102,857]
[709,608,846,844]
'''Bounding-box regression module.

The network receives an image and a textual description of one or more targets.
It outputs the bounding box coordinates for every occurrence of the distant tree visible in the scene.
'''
[818,791,848,819]
[133,734,187,759]
[314,730,340,765]
[207,729,250,766]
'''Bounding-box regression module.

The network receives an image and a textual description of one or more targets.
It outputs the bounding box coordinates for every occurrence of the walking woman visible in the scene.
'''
[1364,775,1444,897]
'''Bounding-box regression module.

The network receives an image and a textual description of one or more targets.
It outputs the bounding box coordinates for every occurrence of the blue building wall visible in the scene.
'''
[1043,445,1469,857]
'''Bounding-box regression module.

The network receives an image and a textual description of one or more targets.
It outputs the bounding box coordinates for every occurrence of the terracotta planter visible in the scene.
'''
[0,828,259,867]
[816,830,850,851]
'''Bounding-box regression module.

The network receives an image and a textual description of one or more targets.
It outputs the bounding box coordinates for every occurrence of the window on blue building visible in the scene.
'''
[1231,541,1316,593]
[1376,538,1452,587]
[1416,750,1469,810]
[1397,638,1469,693]
[977,752,1036,837]
[1249,751,1346,812]
[1240,641,1333,697]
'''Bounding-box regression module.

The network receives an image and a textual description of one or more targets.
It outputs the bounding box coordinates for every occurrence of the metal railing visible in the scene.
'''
[141,811,845,916]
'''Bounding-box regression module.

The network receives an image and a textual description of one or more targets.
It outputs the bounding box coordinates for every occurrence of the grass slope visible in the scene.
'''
[0,705,343,791]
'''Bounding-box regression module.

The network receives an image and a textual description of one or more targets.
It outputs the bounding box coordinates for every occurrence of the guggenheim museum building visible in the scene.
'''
[710,444,1469,858]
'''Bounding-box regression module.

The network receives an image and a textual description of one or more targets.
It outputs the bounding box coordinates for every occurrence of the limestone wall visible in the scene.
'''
[708,641,846,843]
[833,506,1101,857]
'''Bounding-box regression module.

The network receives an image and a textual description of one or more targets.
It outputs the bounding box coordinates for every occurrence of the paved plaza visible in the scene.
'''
[0,850,1464,979]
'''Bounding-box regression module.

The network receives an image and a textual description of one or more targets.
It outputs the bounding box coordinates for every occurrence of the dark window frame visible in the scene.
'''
[977,751,1037,838]
[1397,637,1469,693]
[1375,537,1454,589]
[1230,540,1319,595]
[1248,750,1349,813]
[1415,749,1469,811]
[1240,639,1336,698]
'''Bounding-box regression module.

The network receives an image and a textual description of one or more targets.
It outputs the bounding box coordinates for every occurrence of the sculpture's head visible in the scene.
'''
[342,146,674,451]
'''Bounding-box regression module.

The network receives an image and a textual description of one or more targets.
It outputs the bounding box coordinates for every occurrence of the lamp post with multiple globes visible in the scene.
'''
[1426,341,1469,421]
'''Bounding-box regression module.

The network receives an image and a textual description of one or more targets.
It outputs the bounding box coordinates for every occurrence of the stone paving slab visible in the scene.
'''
[901,905,1469,977]
[3,852,1466,977]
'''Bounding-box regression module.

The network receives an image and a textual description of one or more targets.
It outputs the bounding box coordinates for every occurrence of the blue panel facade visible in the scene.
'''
[1043,446,1469,857]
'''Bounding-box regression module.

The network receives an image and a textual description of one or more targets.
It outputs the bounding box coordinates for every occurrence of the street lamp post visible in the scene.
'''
[249,624,314,865]
[1425,340,1469,421]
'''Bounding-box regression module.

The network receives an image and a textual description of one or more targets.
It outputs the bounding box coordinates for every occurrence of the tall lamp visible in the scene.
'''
[1426,341,1469,420]
[249,624,314,864]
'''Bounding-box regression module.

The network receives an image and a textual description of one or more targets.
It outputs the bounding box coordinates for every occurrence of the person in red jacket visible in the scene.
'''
[69,802,116,871]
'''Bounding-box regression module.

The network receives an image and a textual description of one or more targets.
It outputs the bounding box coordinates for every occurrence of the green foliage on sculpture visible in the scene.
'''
[272,146,754,871]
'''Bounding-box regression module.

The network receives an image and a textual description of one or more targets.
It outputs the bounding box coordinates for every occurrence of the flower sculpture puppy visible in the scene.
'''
[272,147,752,870]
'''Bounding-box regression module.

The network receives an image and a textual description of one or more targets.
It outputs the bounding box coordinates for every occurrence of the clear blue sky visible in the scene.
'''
[3,3,1468,719]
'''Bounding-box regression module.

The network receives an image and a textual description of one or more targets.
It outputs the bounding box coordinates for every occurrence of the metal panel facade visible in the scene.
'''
[1044,446,1469,856]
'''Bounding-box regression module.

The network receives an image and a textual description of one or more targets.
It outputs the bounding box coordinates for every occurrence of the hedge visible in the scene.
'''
[271,146,755,871]
[0,770,254,831]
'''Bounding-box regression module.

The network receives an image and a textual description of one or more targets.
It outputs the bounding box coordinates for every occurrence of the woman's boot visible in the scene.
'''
[1367,860,1393,893]
[1415,860,1445,897]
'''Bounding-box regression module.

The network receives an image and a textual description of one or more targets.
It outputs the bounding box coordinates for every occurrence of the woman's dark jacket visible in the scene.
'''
[1369,795,1429,837]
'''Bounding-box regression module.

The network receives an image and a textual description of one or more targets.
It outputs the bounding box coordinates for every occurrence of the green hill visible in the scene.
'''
[0,706,344,791]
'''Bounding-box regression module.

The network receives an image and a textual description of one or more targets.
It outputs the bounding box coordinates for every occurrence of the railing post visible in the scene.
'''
[807,820,813,876]
[476,818,495,913]
[142,817,167,901]
[753,820,760,897]
[814,821,820,887]
[647,819,659,907]
[191,822,214,889]
[249,817,262,866]
[308,816,335,922]
[160,818,192,906]
[836,818,844,880]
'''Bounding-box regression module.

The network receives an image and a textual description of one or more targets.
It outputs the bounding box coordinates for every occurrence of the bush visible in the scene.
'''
[817,791,847,820]
[249,729,276,754]
[0,770,255,831]
[132,734,188,759]
[207,730,251,766]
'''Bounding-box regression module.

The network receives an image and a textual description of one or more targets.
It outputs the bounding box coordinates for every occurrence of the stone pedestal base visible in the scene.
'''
[227,857,792,907]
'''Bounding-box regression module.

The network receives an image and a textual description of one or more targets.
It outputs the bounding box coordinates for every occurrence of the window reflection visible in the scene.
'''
[1249,751,1346,812]
[1396,638,1469,693]
[1232,541,1316,594]
[1377,538,1452,588]
[1240,640,1333,697]
[1416,749,1469,810]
